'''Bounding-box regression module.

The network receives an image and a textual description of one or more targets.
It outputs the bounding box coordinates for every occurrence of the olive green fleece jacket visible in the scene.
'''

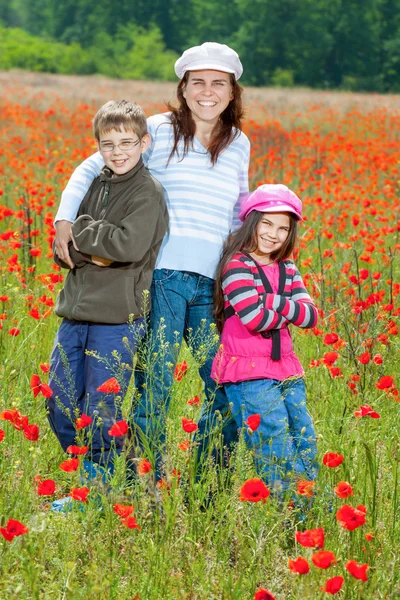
[54,158,169,323]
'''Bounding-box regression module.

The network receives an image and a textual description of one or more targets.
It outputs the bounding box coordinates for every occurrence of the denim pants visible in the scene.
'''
[133,269,239,478]
[225,377,318,493]
[48,318,144,466]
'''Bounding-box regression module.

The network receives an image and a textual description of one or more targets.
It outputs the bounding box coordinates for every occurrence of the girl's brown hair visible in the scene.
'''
[166,73,244,165]
[214,211,299,333]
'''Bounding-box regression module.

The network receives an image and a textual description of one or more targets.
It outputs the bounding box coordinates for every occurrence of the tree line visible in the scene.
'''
[1,0,400,91]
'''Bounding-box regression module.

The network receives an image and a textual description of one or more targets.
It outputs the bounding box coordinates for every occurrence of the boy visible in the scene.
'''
[48,100,168,489]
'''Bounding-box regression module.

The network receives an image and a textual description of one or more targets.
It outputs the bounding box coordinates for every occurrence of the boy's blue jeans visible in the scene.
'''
[48,318,144,466]
[133,269,239,479]
[224,377,318,493]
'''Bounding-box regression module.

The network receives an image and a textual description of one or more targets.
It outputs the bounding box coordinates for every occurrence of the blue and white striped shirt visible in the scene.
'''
[56,112,250,279]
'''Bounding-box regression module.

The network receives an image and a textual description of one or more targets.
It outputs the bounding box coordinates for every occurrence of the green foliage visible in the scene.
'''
[2,0,400,90]
[0,24,178,80]
[271,68,295,88]
[90,24,178,80]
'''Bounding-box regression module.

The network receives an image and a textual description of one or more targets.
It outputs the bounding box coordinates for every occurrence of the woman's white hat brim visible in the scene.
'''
[175,42,243,80]
[179,62,236,75]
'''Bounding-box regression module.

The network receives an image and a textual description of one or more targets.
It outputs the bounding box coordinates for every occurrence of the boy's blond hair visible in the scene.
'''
[93,100,148,141]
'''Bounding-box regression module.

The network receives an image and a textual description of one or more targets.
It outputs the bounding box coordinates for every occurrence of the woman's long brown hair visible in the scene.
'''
[214,211,299,333]
[166,73,244,165]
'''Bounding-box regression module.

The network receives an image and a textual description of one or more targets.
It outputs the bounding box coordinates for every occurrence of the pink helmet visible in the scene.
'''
[238,184,303,222]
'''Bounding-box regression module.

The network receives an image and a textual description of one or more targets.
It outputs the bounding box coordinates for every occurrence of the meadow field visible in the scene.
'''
[0,71,399,600]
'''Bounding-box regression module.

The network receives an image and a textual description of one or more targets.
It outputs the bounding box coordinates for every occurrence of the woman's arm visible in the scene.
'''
[222,258,288,333]
[231,135,250,230]
[55,152,104,222]
[54,152,104,267]
[264,263,318,328]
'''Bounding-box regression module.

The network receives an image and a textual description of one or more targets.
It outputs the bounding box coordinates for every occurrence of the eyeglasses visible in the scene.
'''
[99,139,141,153]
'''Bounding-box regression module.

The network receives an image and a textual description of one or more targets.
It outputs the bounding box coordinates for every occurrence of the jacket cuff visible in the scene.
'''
[69,245,92,268]
[71,214,95,236]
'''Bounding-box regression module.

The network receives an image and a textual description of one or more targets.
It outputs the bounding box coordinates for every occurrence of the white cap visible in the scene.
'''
[174,42,243,80]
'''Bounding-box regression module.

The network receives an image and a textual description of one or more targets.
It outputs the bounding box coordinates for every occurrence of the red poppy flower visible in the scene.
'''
[113,503,134,518]
[329,367,343,378]
[28,308,40,320]
[322,452,343,467]
[239,478,270,503]
[365,532,374,541]
[321,576,344,594]
[30,374,41,397]
[323,333,339,345]
[174,360,188,381]
[179,440,190,451]
[377,333,390,345]
[356,352,370,365]
[0,528,15,542]
[40,363,50,373]
[30,374,52,398]
[244,414,261,431]
[37,479,56,496]
[70,486,90,502]
[8,328,20,337]
[96,377,121,394]
[187,395,200,406]
[334,481,354,499]
[75,414,93,430]
[309,359,321,368]
[254,589,276,600]
[373,354,383,364]
[354,404,380,419]
[346,560,369,581]
[121,516,140,530]
[0,518,29,542]
[312,550,336,569]
[288,556,310,574]
[375,375,394,390]
[59,458,80,472]
[66,445,88,455]
[23,423,39,441]
[296,480,315,497]
[336,504,366,530]
[0,408,28,430]
[295,527,325,548]
[108,420,128,436]
[322,352,339,366]
[156,478,170,492]
[181,417,198,433]
[138,458,152,475]
[0,429,4,442]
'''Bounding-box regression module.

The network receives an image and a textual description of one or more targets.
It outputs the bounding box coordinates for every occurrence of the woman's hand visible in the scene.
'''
[54,220,76,269]
[91,256,113,267]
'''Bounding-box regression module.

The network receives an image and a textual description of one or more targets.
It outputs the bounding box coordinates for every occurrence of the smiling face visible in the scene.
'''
[253,212,291,262]
[98,127,150,176]
[182,70,234,127]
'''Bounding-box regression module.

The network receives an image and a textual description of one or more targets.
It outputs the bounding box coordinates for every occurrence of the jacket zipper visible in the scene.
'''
[99,182,110,219]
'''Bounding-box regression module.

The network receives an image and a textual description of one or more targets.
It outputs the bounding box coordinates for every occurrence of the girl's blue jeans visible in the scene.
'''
[224,377,318,493]
[48,318,144,466]
[133,269,239,479]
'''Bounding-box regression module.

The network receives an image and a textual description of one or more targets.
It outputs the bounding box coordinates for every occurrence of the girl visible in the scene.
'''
[53,42,250,479]
[212,184,318,494]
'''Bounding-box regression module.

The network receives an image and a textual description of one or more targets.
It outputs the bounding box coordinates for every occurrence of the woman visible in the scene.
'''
[54,42,250,480]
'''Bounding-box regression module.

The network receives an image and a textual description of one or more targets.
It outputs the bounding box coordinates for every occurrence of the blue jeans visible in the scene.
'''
[133,269,239,478]
[225,377,318,493]
[48,318,144,466]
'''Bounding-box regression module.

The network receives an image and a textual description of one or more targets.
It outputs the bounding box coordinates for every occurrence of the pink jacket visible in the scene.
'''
[212,253,318,383]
